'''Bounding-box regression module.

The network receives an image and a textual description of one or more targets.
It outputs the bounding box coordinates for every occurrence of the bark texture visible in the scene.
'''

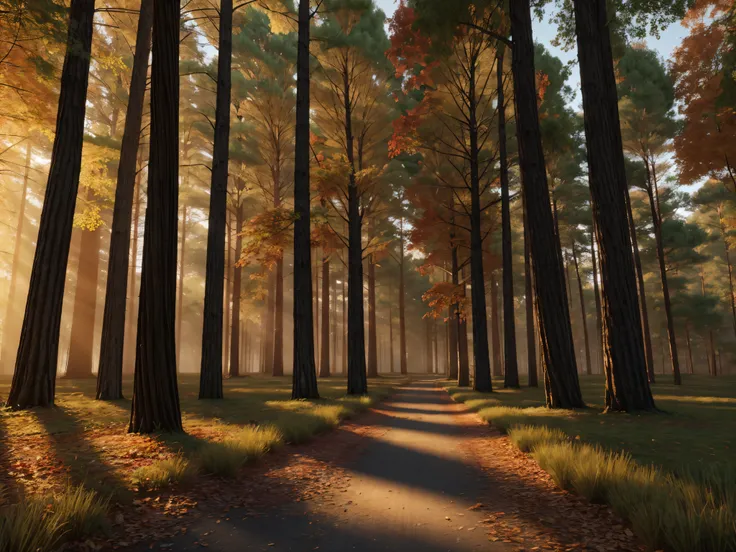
[319,256,330,377]
[97,0,153,400]
[8,0,96,409]
[129,0,183,432]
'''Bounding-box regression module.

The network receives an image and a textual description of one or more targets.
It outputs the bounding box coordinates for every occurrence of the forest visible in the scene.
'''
[0,0,734,551]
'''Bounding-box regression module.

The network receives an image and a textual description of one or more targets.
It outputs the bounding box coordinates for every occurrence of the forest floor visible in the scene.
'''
[124,381,642,552]
[448,374,736,476]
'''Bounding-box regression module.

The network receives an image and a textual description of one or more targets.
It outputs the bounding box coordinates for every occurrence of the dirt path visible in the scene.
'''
[127,382,640,552]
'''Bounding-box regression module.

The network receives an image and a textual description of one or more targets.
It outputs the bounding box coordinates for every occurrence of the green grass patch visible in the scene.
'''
[448,375,736,552]
[131,455,195,490]
[197,425,283,477]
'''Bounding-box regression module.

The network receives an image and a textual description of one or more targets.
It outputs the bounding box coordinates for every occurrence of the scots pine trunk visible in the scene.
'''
[175,204,187,368]
[646,163,681,385]
[571,0,655,410]
[589,222,604,375]
[319,256,330,377]
[684,324,694,375]
[389,305,395,373]
[490,274,502,377]
[8,0,95,409]
[264,272,276,374]
[510,0,583,408]
[448,252,459,381]
[273,256,284,375]
[367,258,378,377]
[292,0,319,399]
[67,214,101,378]
[522,192,538,387]
[129,0,183,432]
[457,264,471,387]
[399,223,407,375]
[625,189,655,382]
[0,143,31,374]
[468,60,492,393]
[572,243,592,376]
[199,0,232,399]
[229,204,243,380]
[499,50,519,388]
[97,0,153,400]
[124,167,142,374]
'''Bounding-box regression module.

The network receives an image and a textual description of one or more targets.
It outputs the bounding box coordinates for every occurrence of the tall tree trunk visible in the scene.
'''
[389,304,395,373]
[8,0,95,409]
[1,143,32,374]
[425,317,433,373]
[273,256,284,375]
[490,273,502,377]
[342,258,347,374]
[292,0,319,399]
[367,257,378,377]
[176,204,187,369]
[129,0,182,432]
[399,221,407,375]
[199,0,232,398]
[433,318,439,374]
[468,58,492,393]
[510,0,582,408]
[625,189,655,383]
[448,256,459,381]
[264,271,276,374]
[572,243,592,376]
[684,324,694,375]
[97,0,153,399]
[571,0,655,410]
[457,265,470,387]
[522,191,538,387]
[499,50,519,388]
[646,161,681,385]
[331,272,337,370]
[319,255,330,377]
[229,204,243,379]
[589,221,604,375]
[124,163,143,374]
[67,211,101,379]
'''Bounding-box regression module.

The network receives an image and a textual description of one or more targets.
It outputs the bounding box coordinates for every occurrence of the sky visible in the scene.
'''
[373,0,689,111]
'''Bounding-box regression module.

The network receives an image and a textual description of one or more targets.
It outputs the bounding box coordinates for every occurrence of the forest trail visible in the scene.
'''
[131,382,639,552]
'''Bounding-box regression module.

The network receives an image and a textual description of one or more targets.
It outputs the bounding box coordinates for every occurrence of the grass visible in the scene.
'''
[448,374,736,552]
[0,485,107,552]
[0,374,402,549]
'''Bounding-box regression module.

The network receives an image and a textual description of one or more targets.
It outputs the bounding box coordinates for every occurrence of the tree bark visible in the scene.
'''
[646,161,681,385]
[448,258,459,380]
[624,189,655,383]
[129,0,183,432]
[124,163,143,374]
[399,220,408,375]
[292,0,319,399]
[0,142,31,375]
[67,208,101,378]
[457,265,470,387]
[589,221,604,375]
[522,190,538,387]
[229,204,243,379]
[571,0,655,410]
[684,324,694,375]
[224,214,232,371]
[468,57,492,393]
[572,243,592,376]
[367,256,378,377]
[389,304,395,373]
[319,255,330,377]
[199,0,232,399]
[97,0,152,400]
[8,0,95,409]
[510,0,582,408]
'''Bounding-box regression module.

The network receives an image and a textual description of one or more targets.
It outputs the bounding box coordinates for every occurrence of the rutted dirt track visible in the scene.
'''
[127,382,641,552]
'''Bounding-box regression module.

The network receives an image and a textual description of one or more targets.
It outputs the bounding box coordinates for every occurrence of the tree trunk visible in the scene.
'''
[468,58,492,393]
[571,0,655,410]
[522,191,538,387]
[448,257,459,380]
[319,255,330,377]
[499,50,519,388]
[367,257,378,377]
[342,258,347,374]
[176,204,187,369]
[67,210,101,379]
[572,243,592,376]
[646,162,681,385]
[1,143,32,374]
[198,0,232,398]
[684,324,694,375]
[229,204,243,380]
[589,221,604,375]
[124,163,143,374]
[129,0,183,432]
[490,274,502,377]
[389,305,395,373]
[625,189,655,383]
[97,0,152,400]
[292,0,319,399]
[399,221,408,375]
[457,265,470,387]
[332,272,337,370]
[8,0,95,409]
[425,317,433,373]
[510,0,582,408]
